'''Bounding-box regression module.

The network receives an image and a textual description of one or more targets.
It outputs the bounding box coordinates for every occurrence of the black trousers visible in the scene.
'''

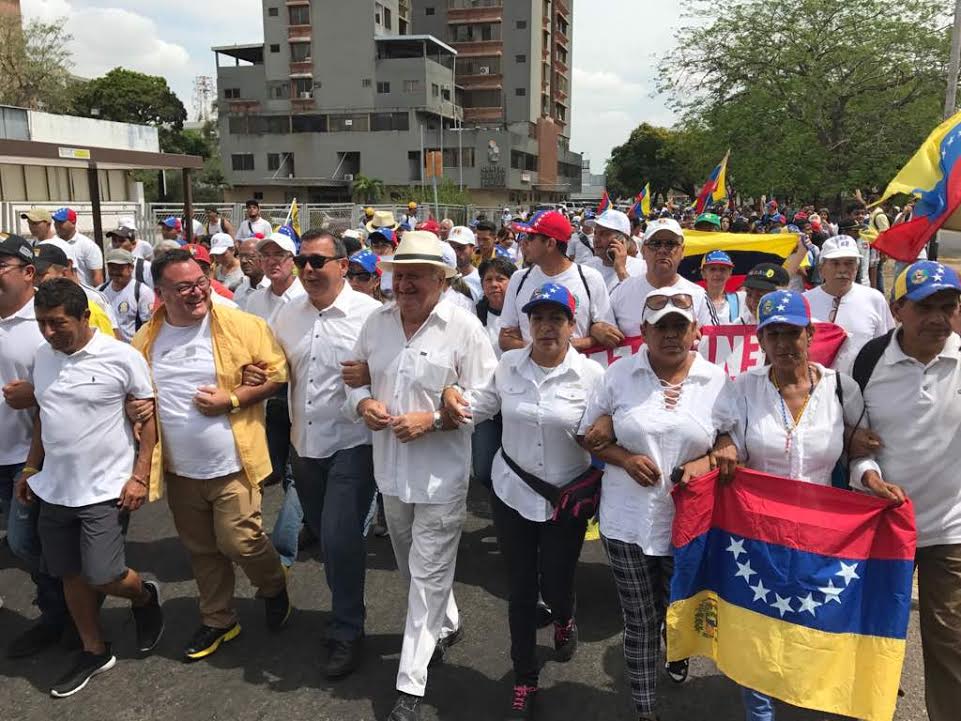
[491,490,587,684]
[265,390,291,484]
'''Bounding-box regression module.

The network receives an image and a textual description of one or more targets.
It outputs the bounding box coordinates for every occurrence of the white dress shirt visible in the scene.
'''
[470,346,604,522]
[244,278,306,327]
[610,274,713,336]
[345,300,497,504]
[442,287,477,314]
[500,262,614,342]
[580,350,735,555]
[804,283,895,373]
[29,332,154,506]
[850,331,961,547]
[234,276,270,310]
[0,297,45,464]
[583,255,647,293]
[461,266,483,302]
[731,363,874,486]
[273,284,380,460]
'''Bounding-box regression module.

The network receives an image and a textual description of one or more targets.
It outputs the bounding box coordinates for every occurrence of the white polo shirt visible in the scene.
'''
[0,297,45,465]
[102,279,156,342]
[273,284,380,459]
[804,283,895,373]
[245,278,306,327]
[583,255,647,293]
[29,332,154,506]
[610,274,712,336]
[61,231,104,286]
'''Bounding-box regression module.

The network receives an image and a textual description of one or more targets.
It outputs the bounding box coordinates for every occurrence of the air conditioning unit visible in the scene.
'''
[299,91,313,99]
[344,173,355,182]
[478,66,490,75]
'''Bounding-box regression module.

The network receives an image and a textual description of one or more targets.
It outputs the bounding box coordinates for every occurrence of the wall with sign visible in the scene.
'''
[29,111,160,153]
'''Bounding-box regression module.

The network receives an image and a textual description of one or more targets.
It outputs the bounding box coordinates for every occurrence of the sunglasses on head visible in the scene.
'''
[644,293,694,311]
[293,254,345,270]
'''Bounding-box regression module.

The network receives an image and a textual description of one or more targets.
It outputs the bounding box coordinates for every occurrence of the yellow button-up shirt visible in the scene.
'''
[131,303,288,500]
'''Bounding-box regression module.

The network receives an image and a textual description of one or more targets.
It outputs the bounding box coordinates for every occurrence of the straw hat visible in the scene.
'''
[379,231,457,278]
[365,210,399,233]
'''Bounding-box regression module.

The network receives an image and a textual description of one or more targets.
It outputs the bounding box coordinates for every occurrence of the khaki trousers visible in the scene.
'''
[166,471,286,629]
[916,543,961,721]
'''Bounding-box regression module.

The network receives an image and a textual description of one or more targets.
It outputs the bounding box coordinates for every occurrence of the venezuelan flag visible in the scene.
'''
[629,183,651,219]
[679,230,798,291]
[873,110,961,261]
[596,190,611,215]
[667,469,915,721]
[694,151,729,213]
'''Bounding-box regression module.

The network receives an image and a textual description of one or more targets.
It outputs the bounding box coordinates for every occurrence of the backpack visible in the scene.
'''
[99,258,145,332]
[851,329,895,392]
[706,292,741,325]
[515,264,592,305]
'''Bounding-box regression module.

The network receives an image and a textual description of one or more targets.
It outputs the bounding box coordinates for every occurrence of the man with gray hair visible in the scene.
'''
[438,219,454,242]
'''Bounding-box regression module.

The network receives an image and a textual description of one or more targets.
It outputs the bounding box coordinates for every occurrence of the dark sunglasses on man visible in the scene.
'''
[293,253,345,270]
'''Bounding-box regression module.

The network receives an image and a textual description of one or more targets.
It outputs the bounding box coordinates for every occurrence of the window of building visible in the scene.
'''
[290,42,311,62]
[227,116,247,134]
[267,7,278,17]
[231,154,254,171]
[556,46,567,64]
[269,43,280,53]
[555,103,567,122]
[384,7,392,29]
[515,88,526,96]
[457,56,501,76]
[288,5,309,24]
[329,114,370,132]
[403,79,420,93]
[362,78,372,88]
[293,77,313,96]
[253,191,264,200]
[511,151,537,171]
[450,23,500,42]
[376,81,391,94]
[268,153,294,172]
[292,114,328,133]
[264,116,290,133]
[371,112,410,131]
[431,83,440,98]
[442,86,451,101]
[557,17,569,36]
[516,54,526,63]
[268,82,290,99]
[516,20,527,29]
[223,88,241,99]
[375,2,383,25]
[439,147,475,168]
[425,6,435,15]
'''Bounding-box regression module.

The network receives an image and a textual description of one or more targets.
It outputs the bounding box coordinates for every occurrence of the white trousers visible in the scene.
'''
[383,493,467,697]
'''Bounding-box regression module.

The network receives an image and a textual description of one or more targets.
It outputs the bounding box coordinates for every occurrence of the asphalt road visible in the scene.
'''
[0,484,930,721]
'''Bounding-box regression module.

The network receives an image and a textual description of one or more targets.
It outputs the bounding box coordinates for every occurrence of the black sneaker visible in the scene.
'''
[535,600,553,629]
[49,646,116,698]
[132,580,164,653]
[506,684,537,719]
[387,692,422,721]
[553,619,578,662]
[429,624,464,666]
[665,658,689,683]
[324,637,364,679]
[183,623,241,662]
[7,620,64,658]
[264,587,292,631]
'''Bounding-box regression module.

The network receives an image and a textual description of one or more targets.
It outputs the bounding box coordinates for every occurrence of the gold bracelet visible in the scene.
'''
[130,475,148,488]
[21,466,40,476]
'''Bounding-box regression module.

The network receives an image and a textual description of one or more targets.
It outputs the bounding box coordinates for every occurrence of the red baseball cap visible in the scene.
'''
[52,207,77,224]
[512,210,572,243]
[415,219,440,234]
[183,243,211,265]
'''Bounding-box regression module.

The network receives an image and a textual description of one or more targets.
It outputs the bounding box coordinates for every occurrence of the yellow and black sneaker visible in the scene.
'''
[183,623,241,662]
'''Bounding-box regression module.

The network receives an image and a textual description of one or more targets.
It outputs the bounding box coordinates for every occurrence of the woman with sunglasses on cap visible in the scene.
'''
[579,288,738,721]
[716,289,890,721]
[442,282,605,720]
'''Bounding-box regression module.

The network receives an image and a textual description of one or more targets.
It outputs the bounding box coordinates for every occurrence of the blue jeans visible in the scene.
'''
[471,415,502,491]
[741,687,775,721]
[271,474,304,568]
[291,446,376,641]
[1,463,69,628]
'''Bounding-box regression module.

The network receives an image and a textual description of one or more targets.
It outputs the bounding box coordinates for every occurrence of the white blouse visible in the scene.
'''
[730,363,876,486]
[579,349,735,556]
[472,346,605,522]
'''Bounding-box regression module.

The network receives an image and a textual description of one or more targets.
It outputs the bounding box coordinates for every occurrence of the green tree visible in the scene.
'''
[605,123,714,199]
[351,174,385,203]
[658,0,948,200]
[0,15,77,112]
[71,68,188,152]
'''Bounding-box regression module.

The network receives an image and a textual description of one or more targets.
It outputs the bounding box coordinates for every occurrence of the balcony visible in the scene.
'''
[285,0,309,5]
[288,25,311,41]
[463,106,504,123]
[459,73,503,91]
[226,99,261,113]
[554,56,568,73]
[555,0,570,19]
[448,6,502,24]
[289,61,312,75]
[291,96,316,110]
[449,40,503,57]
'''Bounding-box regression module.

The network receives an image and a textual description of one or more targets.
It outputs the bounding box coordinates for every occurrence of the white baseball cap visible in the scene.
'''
[342,229,362,241]
[643,218,684,243]
[595,209,631,237]
[209,232,236,256]
[447,226,476,247]
[440,241,458,271]
[257,232,296,255]
[641,288,696,325]
[819,235,861,263]
[118,216,137,232]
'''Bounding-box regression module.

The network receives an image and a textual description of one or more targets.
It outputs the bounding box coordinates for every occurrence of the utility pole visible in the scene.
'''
[946,0,961,119]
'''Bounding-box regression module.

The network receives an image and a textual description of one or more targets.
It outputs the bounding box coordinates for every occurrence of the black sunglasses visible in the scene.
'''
[293,254,345,270]
[346,270,373,281]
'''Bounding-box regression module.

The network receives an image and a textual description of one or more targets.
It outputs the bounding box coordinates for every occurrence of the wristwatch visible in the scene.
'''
[432,410,443,431]
[229,392,242,414]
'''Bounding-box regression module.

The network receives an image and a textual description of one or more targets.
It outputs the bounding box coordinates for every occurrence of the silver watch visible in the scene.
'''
[432,410,443,431]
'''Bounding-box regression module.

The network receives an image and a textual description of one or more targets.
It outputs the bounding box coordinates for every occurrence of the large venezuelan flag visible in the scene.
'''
[694,151,729,213]
[629,183,651,219]
[667,469,916,721]
[873,110,961,262]
[679,230,798,291]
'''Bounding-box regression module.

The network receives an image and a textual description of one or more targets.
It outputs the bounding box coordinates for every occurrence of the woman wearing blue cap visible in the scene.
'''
[701,250,745,324]
[442,282,604,719]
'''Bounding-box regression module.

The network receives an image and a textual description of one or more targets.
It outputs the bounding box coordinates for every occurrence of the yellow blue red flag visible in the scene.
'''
[679,230,798,291]
[596,190,611,215]
[667,469,915,721]
[694,151,729,213]
[629,183,651,219]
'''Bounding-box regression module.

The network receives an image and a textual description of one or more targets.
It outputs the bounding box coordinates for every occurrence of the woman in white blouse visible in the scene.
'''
[579,288,737,721]
[718,288,893,721]
[443,282,604,719]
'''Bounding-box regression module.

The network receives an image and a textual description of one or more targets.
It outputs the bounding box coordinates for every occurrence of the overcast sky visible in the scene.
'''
[23,0,681,173]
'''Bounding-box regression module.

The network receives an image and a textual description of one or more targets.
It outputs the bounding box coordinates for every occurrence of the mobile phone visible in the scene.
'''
[670,467,684,485]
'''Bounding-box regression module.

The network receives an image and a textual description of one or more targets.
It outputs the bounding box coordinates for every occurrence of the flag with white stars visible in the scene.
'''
[666,468,916,721]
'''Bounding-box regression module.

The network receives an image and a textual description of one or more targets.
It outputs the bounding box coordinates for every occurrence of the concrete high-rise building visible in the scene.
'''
[214,0,581,206]
[0,0,21,17]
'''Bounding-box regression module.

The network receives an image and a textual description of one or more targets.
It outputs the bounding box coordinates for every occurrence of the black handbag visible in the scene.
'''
[500,449,602,522]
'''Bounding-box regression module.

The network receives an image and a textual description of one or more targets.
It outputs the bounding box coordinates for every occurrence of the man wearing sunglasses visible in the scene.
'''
[610,218,712,337]
[269,231,381,679]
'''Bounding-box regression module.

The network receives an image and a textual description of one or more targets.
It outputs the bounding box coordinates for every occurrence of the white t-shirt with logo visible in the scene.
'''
[102,279,156,342]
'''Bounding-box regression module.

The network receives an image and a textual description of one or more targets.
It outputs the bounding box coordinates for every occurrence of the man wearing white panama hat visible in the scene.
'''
[343,231,497,721]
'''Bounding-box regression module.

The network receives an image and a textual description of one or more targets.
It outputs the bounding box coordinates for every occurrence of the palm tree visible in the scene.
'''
[351,175,385,204]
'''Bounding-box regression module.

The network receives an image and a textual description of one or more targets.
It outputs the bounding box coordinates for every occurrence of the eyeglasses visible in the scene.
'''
[261,251,292,262]
[293,254,345,270]
[0,262,26,274]
[644,293,694,311]
[237,252,261,261]
[169,275,210,296]
[645,240,682,251]
[346,270,373,282]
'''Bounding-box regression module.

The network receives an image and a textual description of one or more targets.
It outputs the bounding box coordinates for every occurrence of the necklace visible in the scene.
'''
[771,365,815,455]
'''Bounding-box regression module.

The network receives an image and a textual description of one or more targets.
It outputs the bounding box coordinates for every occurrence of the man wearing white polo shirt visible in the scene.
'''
[584,209,647,292]
[16,278,162,697]
[803,235,894,373]
[53,208,104,287]
[609,218,712,337]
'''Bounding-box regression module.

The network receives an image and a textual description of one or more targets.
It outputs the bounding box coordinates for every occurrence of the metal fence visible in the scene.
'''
[0,202,144,239]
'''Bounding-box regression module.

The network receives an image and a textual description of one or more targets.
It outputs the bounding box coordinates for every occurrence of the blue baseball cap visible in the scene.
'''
[521,282,577,319]
[52,207,77,223]
[398,222,412,232]
[158,216,182,231]
[757,290,812,330]
[701,250,734,268]
[893,261,961,302]
[349,248,381,276]
[368,227,396,247]
[494,245,512,259]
